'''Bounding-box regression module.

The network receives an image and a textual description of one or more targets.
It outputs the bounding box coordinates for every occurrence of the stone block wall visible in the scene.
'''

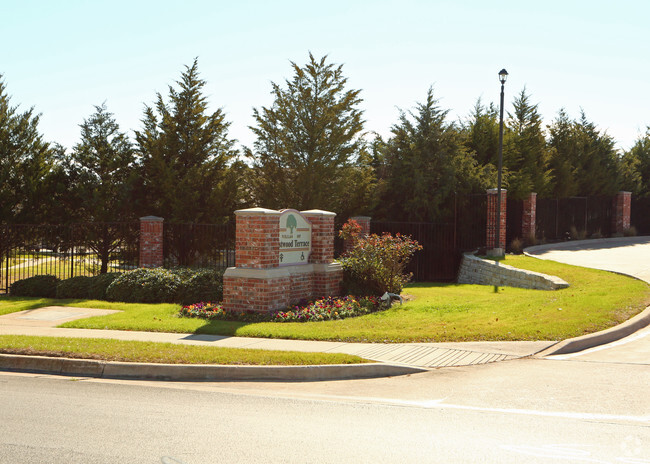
[457,254,569,290]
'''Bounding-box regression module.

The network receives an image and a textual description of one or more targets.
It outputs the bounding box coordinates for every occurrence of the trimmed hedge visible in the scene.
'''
[10,275,60,298]
[106,268,223,304]
[55,276,92,299]
[10,268,223,305]
[87,272,121,300]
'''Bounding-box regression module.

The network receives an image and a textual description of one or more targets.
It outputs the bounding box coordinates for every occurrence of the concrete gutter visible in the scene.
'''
[0,354,426,381]
[536,306,650,357]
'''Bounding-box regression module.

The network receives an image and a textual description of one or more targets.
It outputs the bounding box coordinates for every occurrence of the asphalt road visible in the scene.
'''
[1,352,648,464]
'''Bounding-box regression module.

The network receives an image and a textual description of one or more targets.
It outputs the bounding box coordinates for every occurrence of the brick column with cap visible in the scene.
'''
[522,192,537,240]
[302,209,342,298]
[486,189,507,251]
[612,191,631,235]
[139,216,163,268]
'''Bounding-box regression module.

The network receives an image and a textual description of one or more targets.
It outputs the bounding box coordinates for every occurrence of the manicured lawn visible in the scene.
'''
[1,256,648,342]
[0,335,368,365]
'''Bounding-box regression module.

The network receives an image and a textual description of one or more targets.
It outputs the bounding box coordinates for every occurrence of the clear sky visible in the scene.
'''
[1,0,648,153]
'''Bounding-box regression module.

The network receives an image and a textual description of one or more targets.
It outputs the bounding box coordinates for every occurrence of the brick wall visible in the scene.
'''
[486,189,507,250]
[139,216,163,268]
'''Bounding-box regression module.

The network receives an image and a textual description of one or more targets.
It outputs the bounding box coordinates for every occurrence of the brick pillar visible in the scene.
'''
[612,191,631,235]
[139,216,163,268]
[234,208,281,269]
[303,209,343,298]
[486,189,507,251]
[343,216,371,253]
[522,192,537,240]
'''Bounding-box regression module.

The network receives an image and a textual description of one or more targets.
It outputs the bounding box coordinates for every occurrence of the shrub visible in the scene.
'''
[338,227,422,295]
[56,276,92,299]
[10,275,59,298]
[624,226,637,237]
[177,268,224,305]
[509,237,523,254]
[87,272,121,300]
[105,267,223,304]
[106,268,183,303]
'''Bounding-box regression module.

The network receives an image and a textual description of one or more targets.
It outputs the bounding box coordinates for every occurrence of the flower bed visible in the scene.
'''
[179,295,381,323]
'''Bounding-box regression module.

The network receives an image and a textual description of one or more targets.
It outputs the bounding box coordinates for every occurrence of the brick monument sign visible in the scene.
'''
[222,208,343,313]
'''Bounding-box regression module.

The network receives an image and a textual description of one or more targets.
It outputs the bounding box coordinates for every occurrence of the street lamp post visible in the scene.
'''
[494,68,508,256]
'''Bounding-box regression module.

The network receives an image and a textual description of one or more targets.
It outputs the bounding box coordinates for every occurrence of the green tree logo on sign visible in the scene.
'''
[286,214,297,233]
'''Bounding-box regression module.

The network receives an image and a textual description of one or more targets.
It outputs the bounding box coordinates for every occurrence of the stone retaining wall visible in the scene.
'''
[457,254,569,290]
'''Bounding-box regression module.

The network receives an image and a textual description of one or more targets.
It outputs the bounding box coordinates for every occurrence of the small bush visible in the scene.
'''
[10,275,60,298]
[338,221,422,295]
[509,237,523,254]
[624,226,637,237]
[177,268,224,305]
[87,273,121,300]
[56,276,92,299]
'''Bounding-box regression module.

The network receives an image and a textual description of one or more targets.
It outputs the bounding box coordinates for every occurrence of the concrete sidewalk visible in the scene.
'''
[0,306,553,376]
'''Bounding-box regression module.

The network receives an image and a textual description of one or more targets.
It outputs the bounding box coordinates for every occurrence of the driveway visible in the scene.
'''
[525,236,650,364]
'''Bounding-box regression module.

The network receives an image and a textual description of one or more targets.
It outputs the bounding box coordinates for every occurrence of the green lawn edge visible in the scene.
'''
[0,335,369,365]
[1,256,648,343]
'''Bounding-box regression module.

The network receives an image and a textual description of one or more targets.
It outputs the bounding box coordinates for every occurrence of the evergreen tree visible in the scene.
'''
[547,110,621,197]
[376,88,493,222]
[0,75,55,224]
[135,59,241,223]
[67,104,138,272]
[71,103,136,222]
[246,53,372,216]
[462,98,500,167]
[503,89,551,199]
[620,128,650,197]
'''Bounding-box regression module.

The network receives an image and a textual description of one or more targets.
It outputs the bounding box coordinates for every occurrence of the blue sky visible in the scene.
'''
[1,0,648,152]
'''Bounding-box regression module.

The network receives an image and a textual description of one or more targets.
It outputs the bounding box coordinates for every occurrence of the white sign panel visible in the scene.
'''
[278,209,312,266]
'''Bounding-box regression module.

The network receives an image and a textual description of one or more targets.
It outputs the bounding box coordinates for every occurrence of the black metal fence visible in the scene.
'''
[163,222,235,269]
[631,196,650,235]
[536,197,613,240]
[355,194,488,282]
[0,222,139,293]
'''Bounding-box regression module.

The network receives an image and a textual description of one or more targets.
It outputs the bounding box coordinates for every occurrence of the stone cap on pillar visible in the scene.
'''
[301,209,336,217]
[140,216,164,222]
[486,188,507,194]
[234,207,281,216]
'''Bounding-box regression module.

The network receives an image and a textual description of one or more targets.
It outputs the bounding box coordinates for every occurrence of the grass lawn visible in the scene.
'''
[0,335,367,365]
[1,256,648,343]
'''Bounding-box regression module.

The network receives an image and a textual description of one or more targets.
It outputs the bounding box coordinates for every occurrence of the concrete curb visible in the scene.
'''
[0,354,427,381]
[536,306,650,357]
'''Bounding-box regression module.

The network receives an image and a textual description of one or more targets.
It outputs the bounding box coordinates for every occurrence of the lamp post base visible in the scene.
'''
[486,247,505,258]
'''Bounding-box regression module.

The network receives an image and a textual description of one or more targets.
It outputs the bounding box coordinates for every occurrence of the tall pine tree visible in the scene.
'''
[246,53,373,216]
[135,59,242,223]
[503,89,551,199]
[376,88,493,222]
